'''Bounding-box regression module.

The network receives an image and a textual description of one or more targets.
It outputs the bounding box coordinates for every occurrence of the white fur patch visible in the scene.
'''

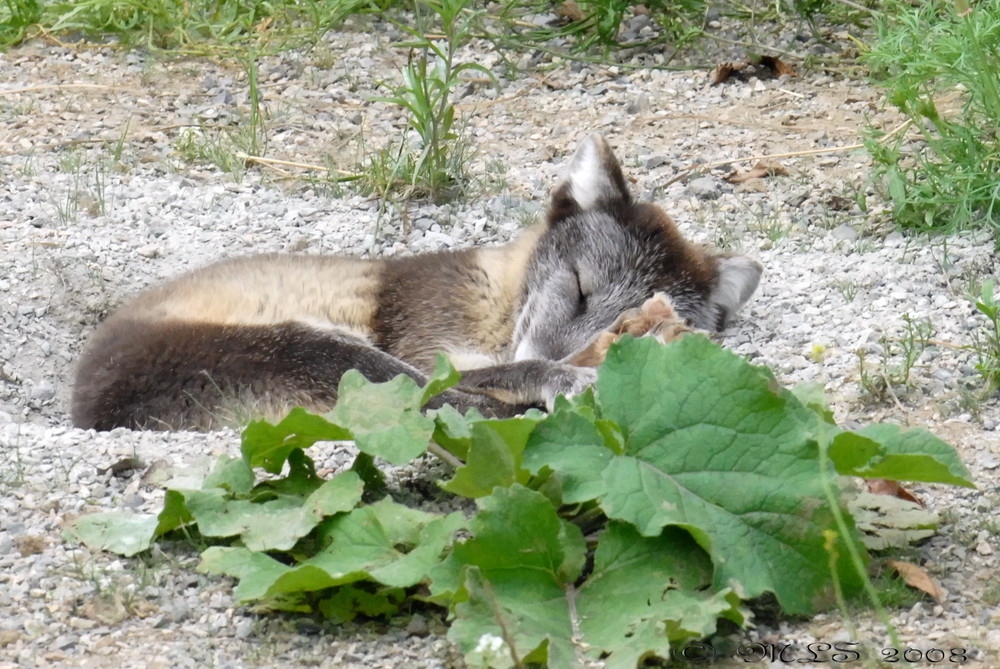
[513,338,541,362]
[446,349,502,371]
[565,134,613,210]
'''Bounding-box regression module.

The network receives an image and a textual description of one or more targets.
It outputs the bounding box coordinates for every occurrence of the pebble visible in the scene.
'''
[687,176,721,200]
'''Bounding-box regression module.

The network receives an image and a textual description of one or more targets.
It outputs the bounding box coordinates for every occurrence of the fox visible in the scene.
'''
[71,134,763,431]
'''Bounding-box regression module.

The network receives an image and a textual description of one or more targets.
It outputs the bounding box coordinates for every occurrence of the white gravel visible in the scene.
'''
[2,11,999,668]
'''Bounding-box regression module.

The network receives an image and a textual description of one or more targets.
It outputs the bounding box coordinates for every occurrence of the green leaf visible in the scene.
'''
[242,407,352,474]
[202,500,463,604]
[577,523,744,669]
[430,485,586,668]
[597,335,859,614]
[155,489,195,537]
[431,403,483,459]
[887,167,908,208]
[833,424,975,487]
[328,371,434,465]
[69,512,159,557]
[350,452,387,493]
[432,487,738,669]
[522,408,613,504]
[202,455,254,494]
[420,353,462,406]
[317,585,405,623]
[440,417,539,498]
[181,471,363,551]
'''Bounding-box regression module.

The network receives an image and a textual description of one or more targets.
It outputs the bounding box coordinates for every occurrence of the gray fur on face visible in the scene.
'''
[511,134,762,364]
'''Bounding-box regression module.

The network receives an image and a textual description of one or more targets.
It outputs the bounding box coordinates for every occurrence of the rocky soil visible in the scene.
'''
[1,10,999,668]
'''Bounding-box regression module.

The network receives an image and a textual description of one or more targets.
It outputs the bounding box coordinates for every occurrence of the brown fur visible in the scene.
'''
[72,134,761,431]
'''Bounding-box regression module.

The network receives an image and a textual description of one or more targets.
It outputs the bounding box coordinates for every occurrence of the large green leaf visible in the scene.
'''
[430,486,740,669]
[68,512,160,557]
[595,335,859,614]
[578,522,744,669]
[440,417,539,498]
[201,499,463,603]
[179,470,363,551]
[522,407,614,504]
[429,485,586,669]
[242,407,352,474]
[328,371,434,465]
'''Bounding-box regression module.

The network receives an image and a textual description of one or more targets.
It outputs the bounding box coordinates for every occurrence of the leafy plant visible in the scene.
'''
[862,0,1000,237]
[70,336,972,668]
[969,279,1000,392]
[857,314,935,403]
[492,0,705,56]
[0,0,41,46]
[365,0,496,200]
[0,0,376,52]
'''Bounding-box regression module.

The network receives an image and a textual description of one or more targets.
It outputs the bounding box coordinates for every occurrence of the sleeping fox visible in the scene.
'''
[72,134,762,431]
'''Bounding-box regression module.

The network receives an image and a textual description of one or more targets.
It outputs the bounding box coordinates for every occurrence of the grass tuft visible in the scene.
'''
[863,0,1000,239]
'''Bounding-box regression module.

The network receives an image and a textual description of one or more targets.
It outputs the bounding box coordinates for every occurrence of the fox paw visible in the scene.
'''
[541,365,598,410]
[570,293,693,367]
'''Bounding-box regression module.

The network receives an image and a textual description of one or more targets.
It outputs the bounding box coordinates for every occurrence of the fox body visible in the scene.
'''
[72,135,763,431]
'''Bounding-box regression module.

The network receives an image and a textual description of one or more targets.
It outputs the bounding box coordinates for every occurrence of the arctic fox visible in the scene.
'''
[72,134,762,430]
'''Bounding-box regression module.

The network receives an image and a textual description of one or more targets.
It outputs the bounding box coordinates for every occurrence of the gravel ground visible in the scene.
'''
[2,11,999,668]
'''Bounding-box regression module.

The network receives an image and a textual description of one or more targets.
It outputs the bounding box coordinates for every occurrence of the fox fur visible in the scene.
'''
[72,134,763,431]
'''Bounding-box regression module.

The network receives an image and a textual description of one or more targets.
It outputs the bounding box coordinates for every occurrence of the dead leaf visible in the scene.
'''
[712,56,797,85]
[724,160,790,183]
[887,560,945,601]
[758,55,797,77]
[711,61,746,85]
[556,0,585,22]
[80,593,130,625]
[97,456,144,477]
[846,489,938,551]
[866,478,924,507]
[16,535,47,557]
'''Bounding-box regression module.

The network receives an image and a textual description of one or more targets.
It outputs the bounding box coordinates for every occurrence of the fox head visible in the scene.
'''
[511,134,762,362]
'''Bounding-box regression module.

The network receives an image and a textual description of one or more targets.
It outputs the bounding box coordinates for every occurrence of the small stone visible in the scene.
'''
[234,619,254,639]
[405,614,430,637]
[626,93,649,114]
[687,176,720,200]
[976,540,993,556]
[640,154,667,169]
[211,90,234,106]
[30,379,56,402]
[784,190,809,207]
[137,244,160,258]
[830,224,857,242]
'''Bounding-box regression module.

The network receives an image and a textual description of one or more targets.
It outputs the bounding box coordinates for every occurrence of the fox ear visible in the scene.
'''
[553,134,631,211]
[706,255,763,330]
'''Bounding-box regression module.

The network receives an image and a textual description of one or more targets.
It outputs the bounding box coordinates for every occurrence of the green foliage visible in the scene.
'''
[364,0,497,201]
[70,337,973,668]
[856,314,935,403]
[492,0,705,55]
[969,279,1000,392]
[0,0,41,46]
[0,0,375,51]
[863,0,1000,237]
